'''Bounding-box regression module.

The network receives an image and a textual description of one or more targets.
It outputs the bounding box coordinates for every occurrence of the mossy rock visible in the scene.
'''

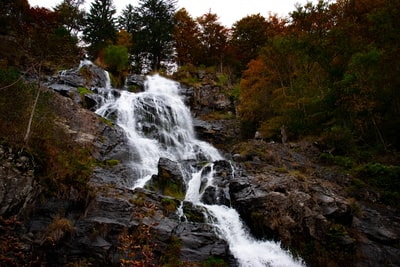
[145,158,186,200]
[182,201,206,223]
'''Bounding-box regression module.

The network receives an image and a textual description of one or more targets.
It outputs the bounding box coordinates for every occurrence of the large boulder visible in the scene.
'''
[145,158,187,200]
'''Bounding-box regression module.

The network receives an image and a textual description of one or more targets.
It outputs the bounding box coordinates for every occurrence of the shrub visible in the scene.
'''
[42,215,75,246]
[353,163,400,206]
[320,126,356,155]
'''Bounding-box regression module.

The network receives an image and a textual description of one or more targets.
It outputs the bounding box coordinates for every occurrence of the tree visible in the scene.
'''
[103,45,129,87]
[26,6,80,69]
[237,58,272,138]
[53,0,86,37]
[196,11,229,68]
[23,6,80,145]
[127,0,177,72]
[230,14,270,72]
[82,0,117,59]
[173,8,201,66]
[0,0,29,35]
[0,0,30,67]
[118,4,135,32]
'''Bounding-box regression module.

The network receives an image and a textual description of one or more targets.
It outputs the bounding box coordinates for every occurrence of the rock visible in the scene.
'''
[193,118,240,150]
[0,145,39,217]
[125,74,145,92]
[32,186,235,266]
[145,158,187,200]
[200,160,234,206]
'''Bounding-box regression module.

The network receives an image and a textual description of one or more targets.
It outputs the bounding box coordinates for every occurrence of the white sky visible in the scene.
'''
[28,0,316,27]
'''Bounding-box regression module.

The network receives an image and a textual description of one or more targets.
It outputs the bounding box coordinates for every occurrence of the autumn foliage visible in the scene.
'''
[236,0,400,153]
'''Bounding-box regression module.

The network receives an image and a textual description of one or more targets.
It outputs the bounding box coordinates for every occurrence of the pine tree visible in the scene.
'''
[125,0,177,72]
[82,0,117,59]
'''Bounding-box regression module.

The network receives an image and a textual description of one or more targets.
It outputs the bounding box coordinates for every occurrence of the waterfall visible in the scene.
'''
[95,74,304,267]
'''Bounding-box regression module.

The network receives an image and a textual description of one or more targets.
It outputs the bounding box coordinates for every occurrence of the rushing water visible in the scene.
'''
[95,74,304,267]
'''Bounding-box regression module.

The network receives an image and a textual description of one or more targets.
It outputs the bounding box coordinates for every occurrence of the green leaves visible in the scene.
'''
[103,45,129,73]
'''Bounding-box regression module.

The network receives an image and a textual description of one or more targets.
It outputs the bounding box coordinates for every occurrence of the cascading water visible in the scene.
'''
[95,74,305,267]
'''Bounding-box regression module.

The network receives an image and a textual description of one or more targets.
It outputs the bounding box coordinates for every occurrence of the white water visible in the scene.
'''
[95,74,304,267]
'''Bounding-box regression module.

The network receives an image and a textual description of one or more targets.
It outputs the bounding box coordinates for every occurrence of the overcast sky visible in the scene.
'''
[28,0,316,27]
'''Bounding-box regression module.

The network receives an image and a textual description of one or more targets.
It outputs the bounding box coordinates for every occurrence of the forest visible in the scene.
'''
[1,0,399,153]
[1,0,399,171]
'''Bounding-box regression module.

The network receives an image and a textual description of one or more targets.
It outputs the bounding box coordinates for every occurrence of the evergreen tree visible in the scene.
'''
[82,0,117,59]
[118,4,136,33]
[125,0,177,72]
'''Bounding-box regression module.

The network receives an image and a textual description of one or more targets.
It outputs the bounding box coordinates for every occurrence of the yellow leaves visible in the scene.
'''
[117,29,133,49]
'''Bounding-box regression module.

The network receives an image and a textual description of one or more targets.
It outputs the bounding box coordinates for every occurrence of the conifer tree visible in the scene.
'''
[125,0,177,72]
[82,0,117,59]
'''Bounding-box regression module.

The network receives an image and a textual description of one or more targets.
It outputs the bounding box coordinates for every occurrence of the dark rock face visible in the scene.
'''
[180,82,240,150]
[125,74,145,92]
[228,140,400,267]
[0,145,39,217]
[46,62,120,111]
[201,160,233,206]
[193,118,240,150]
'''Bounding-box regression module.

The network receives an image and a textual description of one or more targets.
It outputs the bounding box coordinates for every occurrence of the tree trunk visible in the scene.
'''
[24,64,42,146]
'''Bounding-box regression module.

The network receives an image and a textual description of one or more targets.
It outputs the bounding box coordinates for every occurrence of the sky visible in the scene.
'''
[28,0,316,27]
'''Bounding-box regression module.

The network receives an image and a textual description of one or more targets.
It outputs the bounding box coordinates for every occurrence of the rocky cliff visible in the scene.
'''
[0,65,399,267]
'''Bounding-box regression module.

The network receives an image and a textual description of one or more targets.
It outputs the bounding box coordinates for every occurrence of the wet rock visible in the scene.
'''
[125,74,145,92]
[145,158,186,200]
[200,160,233,206]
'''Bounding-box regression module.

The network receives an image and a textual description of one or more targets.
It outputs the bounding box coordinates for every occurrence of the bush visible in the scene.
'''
[320,126,356,155]
[353,163,400,206]
[103,45,128,72]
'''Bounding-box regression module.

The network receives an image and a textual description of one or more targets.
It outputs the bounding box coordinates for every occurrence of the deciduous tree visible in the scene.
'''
[196,11,229,69]
[230,14,270,72]
[53,0,86,37]
[173,8,200,66]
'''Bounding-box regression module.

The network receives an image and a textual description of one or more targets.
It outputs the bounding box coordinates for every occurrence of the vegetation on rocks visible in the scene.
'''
[0,0,399,266]
[0,68,95,199]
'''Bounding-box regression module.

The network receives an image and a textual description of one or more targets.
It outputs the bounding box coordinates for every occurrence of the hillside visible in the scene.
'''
[0,64,399,266]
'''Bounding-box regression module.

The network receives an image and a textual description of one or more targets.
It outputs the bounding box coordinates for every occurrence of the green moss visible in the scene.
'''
[105,159,119,167]
[146,174,185,200]
[352,162,400,206]
[128,85,139,93]
[183,203,205,223]
[216,73,228,86]
[77,86,93,96]
[201,256,228,267]
[319,153,354,169]
[161,197,178,214]
[99,117,114,127]
[130,191,146,207]
[161,236,183,266]
[163,181,185,199]
[274,166,288,173]
[327,223,348,240]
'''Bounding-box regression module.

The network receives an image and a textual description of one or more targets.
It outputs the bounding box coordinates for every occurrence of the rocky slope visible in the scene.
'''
[0,65,399,266]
